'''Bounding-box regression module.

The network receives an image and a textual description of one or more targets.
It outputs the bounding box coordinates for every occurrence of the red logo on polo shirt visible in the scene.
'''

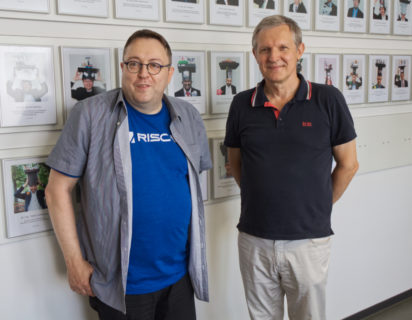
[302,121,312,127]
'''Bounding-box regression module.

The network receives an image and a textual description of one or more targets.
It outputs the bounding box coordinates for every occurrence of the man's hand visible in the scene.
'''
[66,257,95,296]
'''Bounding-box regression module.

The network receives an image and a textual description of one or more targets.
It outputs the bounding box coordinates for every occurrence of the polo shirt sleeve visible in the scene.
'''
[46,102,91,177]
[330,88,357,147]
[224,97,241,148]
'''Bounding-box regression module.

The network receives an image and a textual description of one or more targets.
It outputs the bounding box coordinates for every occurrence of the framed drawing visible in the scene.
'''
[0,45,56,127]
[248,0,280,27]
[115,0,160,21]
[2,157,52,238]
[315,0,340,31]
[61,47,112,118]
[210,51,245,114]
[211,138,240,199]
[391,55,411,101]
[283,0,312,30]
[165,0,204,24]
[210,0,244,26]
[368,55,390,103]
[57,0,108,17]
[315,54,340,89]
[0,0,49,13]
[168,50,206,114]
[342,54,366,105]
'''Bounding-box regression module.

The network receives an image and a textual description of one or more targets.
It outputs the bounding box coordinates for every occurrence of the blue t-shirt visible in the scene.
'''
[125,99,192,294]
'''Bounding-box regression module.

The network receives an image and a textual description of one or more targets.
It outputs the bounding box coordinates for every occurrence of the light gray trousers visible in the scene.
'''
[238,232,332,320]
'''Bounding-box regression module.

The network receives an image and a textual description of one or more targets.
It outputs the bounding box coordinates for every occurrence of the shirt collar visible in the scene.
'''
[251,73,312,108]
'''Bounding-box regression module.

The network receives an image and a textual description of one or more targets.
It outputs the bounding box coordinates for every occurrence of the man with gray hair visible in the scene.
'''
[225,15,358,319]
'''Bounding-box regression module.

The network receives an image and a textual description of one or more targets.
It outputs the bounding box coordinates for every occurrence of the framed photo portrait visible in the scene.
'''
[315,0,340,31]
[61,47,112,118]
[168,50,206,114]
[370,0,391,34]
[299,52,312,81]
[2,157,52,238]
[248,0,280,27]
[248,52,263,89]
[211,138,240,199]
[391,55,411,101]
[342,54,366,105]
[283,0,312,30]
[0,0,49,13]
[344,0,367,33]
[210,51,245,114]
[114,0,160,21]
[166,0,204,24]
[209,0,244,26]
[368,55,390,103]
[315,54,340,89]
[393,0,412,35]
[0,45,56,127]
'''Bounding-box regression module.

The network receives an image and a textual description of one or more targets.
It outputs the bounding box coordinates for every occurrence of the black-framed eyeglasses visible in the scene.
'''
[123,61,171,75]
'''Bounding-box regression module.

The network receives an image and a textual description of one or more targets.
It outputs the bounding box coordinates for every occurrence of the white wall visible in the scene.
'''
[1,1,412,319]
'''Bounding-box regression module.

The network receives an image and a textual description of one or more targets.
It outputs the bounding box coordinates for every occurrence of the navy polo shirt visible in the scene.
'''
[224,74,357,240]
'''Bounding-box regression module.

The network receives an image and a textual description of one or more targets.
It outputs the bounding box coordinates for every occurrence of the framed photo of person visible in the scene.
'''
[2,157,52,238]
[393,0,412,35]
[211,138,240,199]
[299,52,312,81]
[0,0,49,12]
[248,52,263,89]
[168,50,206,114]
[0,45,56,127]
[210,51,245,114]
[248,0,280,27]
[344,0,367,33]
[315,0,340,31]
[283,0,311,30]
[368,55,390,103]
[369,0,391,34]
[209,0,244,26]
[391,55,411,101]
[57,0,108,17]
[315,54,340,89]
[61,47,112,119]
[342,54,366,105]
[165,0,204,24]
[114,0,160,21]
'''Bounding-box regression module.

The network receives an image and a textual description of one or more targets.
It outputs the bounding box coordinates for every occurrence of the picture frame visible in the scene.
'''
[165,0,204,24]
[342,54,366,105]
[61,47,112,119]
[391,55,411,101]
[315,54,341,90]
[369,0,391,34]
[57,0,108,17]
[248,52,263,89]
[283,0,312,30]
[211,138,240,199]
[114,0,160,21]
[393,0,412,35]
[210,51,245,114]
[0,0,49,13]
[209,0,244,26]
[368,54,390,103]
[0,45,56,127]
[315,0,340,31]
[299,52,312,81]
[343,0,367,33]
[248,0,280,27]
[168,50,207,114]
[2,157,52,238]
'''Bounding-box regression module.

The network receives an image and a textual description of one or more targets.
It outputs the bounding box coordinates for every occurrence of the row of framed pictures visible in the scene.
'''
[1,0,412,34]
[1,138,233,238]
[0,44,410,127]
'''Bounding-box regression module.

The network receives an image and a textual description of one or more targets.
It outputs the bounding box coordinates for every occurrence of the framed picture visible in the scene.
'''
[165,0,204,24]
[393,0,412,35]
[168,50,206,114]
[342,54,366,105]
[211,138,240,199]
[283,0,312,30]
[61,47,112,118]
[248,0,280,27]
[299,52,312,81]
[0,0,49,13]
[114,0,160,21]
[391,55,411,101]
[200,171,208,201]
[209,0,244,26]
[248,52,263,89]
[315,0,340,31]
[369,0,391,34]
[117,47,124,87]
[2,157,52,238]
[368,55,390,103]
[210,51,245,114]
[57,0,108,17]
[0,45,56,127]
[343,0,367,33]
[315,54,340,89]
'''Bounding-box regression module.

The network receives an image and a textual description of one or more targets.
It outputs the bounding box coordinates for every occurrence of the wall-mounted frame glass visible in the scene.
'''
[391,55,411,101]
[57,0,108,17]
[166,0,204,23]
[315,0,340,31]
[115,0,160,20]
[283,0,312,30]
[315,53,341,90]
[0,0,49,13]
[209,0,244,26]
[368,54,390,103]
[344,0,367,33]
[342,54,366,105]
[248,0,280,27]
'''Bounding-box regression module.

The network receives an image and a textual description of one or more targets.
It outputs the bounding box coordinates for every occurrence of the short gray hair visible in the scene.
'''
[252,15,302,51]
